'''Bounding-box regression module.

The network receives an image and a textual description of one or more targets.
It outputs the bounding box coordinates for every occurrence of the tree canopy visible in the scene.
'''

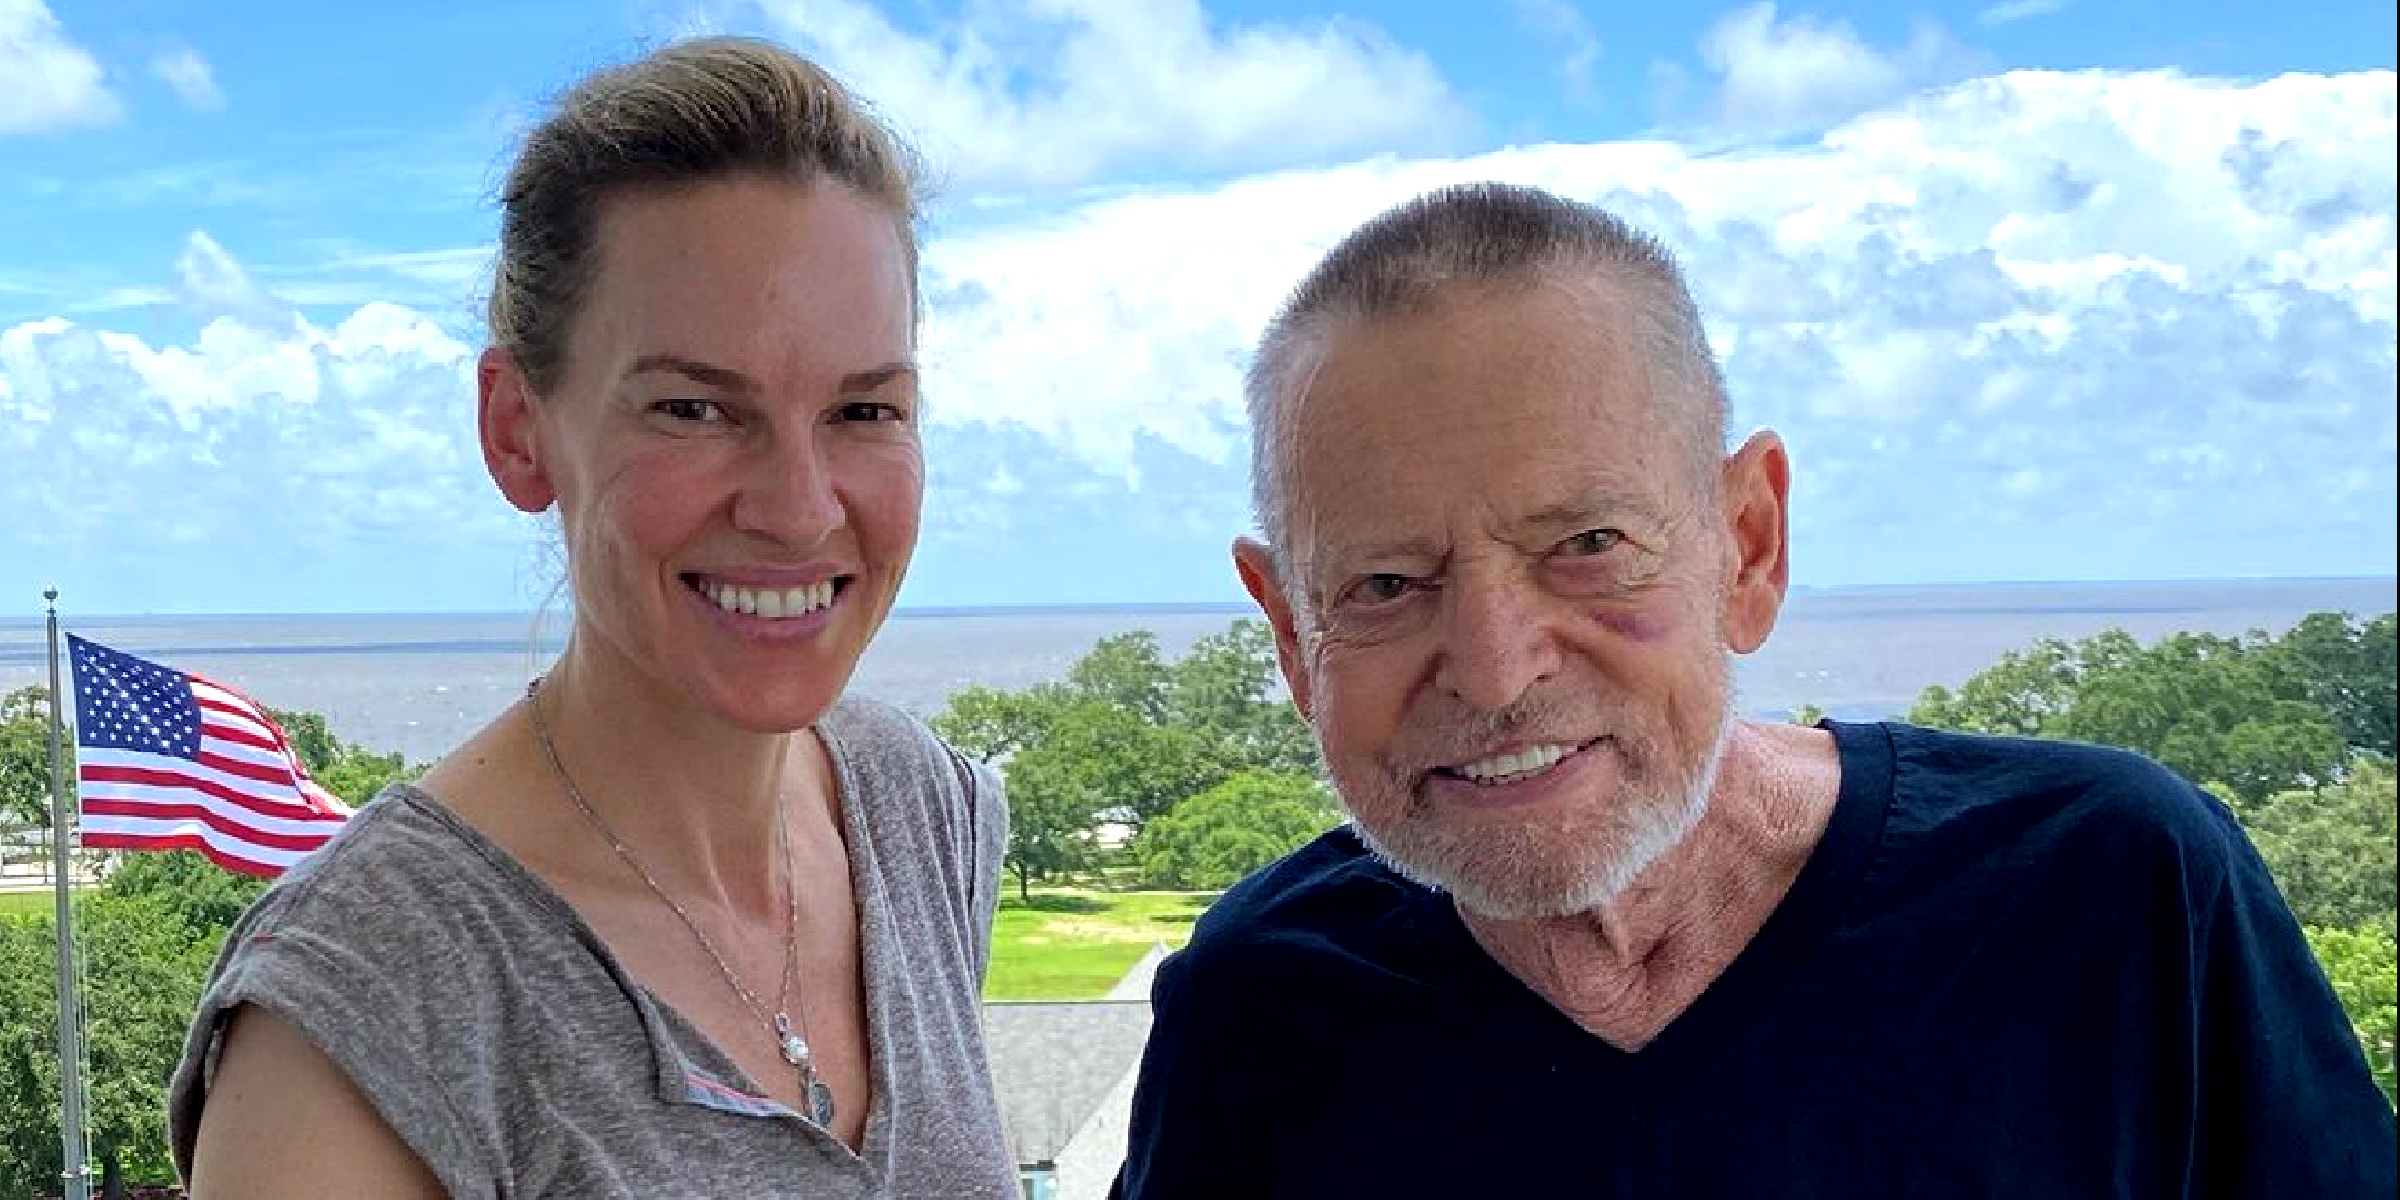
[1136,769,1340,890]
[933,620,1320,898]
[1910,613,2393,808]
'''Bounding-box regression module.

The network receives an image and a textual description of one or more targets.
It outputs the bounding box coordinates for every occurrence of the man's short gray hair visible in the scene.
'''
[1244,182,1730,570]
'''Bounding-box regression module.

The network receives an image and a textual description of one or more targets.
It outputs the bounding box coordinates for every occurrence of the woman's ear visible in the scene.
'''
[479,347,555,514]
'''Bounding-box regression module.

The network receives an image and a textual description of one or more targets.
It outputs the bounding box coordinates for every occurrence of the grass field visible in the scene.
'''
[5,879,1202,1000]
[985,887,1218,1000]
[0,890,62,919]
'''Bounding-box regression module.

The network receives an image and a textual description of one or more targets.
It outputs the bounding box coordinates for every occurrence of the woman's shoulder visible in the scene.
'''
[821,694,984,803]
[821,692,944,754]
[220,784,573,983]
[822,693,1005,885]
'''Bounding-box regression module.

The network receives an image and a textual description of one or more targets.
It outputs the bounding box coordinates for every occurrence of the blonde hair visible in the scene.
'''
[488,36,923,395]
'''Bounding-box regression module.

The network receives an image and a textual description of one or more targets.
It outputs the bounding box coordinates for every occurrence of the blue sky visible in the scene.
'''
[3,0,2393,613]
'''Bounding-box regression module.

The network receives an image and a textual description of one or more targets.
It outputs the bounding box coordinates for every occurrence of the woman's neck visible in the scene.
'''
[526,635,820,913]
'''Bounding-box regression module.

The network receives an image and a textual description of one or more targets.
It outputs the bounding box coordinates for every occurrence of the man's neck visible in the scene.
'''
[1457,720,1843,1050]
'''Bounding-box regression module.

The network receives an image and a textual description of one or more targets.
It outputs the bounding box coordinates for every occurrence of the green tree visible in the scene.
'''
[932,622,1321,894]
[1911,633,2102,738]
[265,706,343,775]
[1135,770,1340,889]
[0,890,221,1199]
[1911,619,2371,807]
[265,705,418,805]
[316,744,414,806]
[1065,631,1172,724]
[2261,611,2398,760]
[1790,703,1826,727]
[78,890,221,1195]
[930,682,1069,762]
[0,911,63,1195]
[2249,759,2398,932]
[2305,923,2396,1107]
[993,753,1100,903]
[1007,703,1230,832]
[102,849,268,939]
[2,686,59,828]
[1163,620,1319,775]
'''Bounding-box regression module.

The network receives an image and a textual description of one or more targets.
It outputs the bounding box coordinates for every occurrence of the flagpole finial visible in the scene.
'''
[43,586,58,604]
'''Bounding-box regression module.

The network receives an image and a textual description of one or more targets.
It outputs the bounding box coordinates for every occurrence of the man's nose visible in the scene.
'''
[1431,569,1562,712]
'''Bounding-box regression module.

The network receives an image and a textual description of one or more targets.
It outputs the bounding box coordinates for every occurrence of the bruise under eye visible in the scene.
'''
[1593,606,1673,642]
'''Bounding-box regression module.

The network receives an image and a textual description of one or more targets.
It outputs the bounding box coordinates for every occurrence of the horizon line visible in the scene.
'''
[8,573,2395,625]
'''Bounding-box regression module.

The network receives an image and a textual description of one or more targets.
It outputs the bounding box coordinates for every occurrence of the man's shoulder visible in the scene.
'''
[1873,721,2249,880]
[1166,826,1432,991]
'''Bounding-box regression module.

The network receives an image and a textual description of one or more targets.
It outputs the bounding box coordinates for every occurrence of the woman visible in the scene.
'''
[169,37,1018,1197]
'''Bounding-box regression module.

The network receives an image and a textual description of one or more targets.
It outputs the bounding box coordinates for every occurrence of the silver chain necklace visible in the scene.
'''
[524,678,836,1127]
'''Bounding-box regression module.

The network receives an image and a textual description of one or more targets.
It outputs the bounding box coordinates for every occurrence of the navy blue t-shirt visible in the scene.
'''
[1114,722,2396,1198]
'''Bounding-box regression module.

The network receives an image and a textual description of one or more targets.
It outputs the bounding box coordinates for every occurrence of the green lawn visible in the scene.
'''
[985,887,1218,1000]
[0,890,62,919]
[6,879,1205,999]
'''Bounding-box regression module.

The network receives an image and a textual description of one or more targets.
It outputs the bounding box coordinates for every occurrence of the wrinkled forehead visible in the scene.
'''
[1273,282,1693,568]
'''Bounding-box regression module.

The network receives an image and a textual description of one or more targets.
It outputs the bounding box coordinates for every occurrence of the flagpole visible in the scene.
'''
[43,588,91,1200]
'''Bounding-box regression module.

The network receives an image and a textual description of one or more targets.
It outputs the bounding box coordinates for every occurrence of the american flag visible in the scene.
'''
[68,634,352,878]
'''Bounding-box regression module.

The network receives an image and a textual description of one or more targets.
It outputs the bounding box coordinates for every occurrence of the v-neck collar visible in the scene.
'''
[1403,720,1896,1106]
[391,697,898,1169]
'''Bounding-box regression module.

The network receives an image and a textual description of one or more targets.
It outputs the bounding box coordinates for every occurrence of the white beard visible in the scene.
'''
[1337,678,1738,921]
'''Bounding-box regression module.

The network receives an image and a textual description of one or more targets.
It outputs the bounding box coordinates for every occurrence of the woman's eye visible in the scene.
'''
[1560,528,1623,556]
[653,399,728,424]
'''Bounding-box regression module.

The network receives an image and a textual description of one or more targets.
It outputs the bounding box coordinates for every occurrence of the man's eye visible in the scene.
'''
[1560,528,1623,556]
[834,401,906,423]
[1348,574,1413,605]
[653,399,728,424]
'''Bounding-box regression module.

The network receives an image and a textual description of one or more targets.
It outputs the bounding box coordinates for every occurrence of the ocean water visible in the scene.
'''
[3,578,2391,764]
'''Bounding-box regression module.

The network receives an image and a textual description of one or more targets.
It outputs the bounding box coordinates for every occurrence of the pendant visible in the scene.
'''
[776,1011,834,1125]
[774,1012,812,1068]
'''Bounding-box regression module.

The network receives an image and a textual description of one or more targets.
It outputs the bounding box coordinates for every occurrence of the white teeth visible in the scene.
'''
[1455,742,1573,782]
[697,579,838,619]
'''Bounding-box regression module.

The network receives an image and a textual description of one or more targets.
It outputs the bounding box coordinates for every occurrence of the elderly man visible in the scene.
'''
[1112,183,2396,1198]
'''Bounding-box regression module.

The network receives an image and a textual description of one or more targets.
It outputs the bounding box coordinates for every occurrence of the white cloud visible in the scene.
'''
[175,232,297,330]
[1,68,2392,608]
[738,0,1466,190]
[0,271,490,608]
[0,0,119,133]
[1689,2,1974,137]
[912,68,2393,582]
[1513,0,1602,107]
[150,45,225,111]
[1978,0,2068,27]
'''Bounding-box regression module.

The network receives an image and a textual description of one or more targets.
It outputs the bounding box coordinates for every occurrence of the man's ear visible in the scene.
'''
[1718,430,1792,655]
[1233,536,1314,722]
[479,347,555,514]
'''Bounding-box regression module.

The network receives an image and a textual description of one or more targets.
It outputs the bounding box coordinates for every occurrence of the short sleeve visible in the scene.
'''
[170,906,498,1198]
[2190,798,2397,1197]
[960,750,1008,982]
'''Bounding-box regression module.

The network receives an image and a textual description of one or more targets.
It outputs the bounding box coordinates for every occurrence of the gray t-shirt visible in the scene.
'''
[169,695,1018,1198]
